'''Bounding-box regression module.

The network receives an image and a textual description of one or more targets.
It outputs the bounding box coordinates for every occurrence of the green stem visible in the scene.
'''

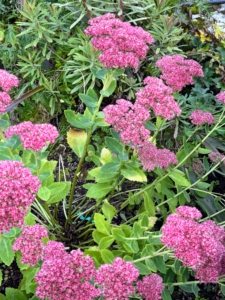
[150,116,166,143]
[164,281,200,287]
[66,73,115,228]
[133,250,172,263]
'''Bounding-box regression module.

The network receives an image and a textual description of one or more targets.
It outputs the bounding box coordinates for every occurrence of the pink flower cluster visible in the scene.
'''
[156,55,204,91]
[136,141,178,171]
[0,92,12,112]
[96,257,139,299]
[0,70,19,112]
[216,91,225,105]
[0,69,19,92]
[5,121,59,152]
[136,273,164,300]
[12,224,48,266]
[103,99,150,146]
[189,110,215,126]
[0,161,40,233]
[85,13,154,69]
[135,77,181,120]
[36,241,100,300]
[209,151,225,166]
[161,206,225,283]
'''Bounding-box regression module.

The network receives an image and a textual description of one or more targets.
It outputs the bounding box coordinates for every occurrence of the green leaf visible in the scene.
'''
[121,168,147,182]
[94,213,111,236]
[0,294,6,300]
[145,258,157,272]
[92,230,107,244]
[133,222,143,238]
[46,182,71,204]
[152,256,167,274]
[105,137,124,155]
[179,283,199,297]
[67,128,87,158]
[100,79,117,97]
[134,262,151,275]
[100,249,114,263]
[118,152,129,161]
[24,212,36,226]
[3,227,21,238]
[86,183,112,199]
[5,288,28,300]
[101,162,120,173]
[142,191,155,216]
[64,110,93,130]
[169,170,191,187]
[5,135,22,150]
[37,186,50,201]
[79,93,97,108]
[112,228,126,241]
[99,236,115,250]
[102,200,116,223]
[162,288,172,300]
[0,238,15,266]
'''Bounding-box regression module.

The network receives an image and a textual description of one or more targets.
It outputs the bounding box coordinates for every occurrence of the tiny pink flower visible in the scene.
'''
[0,69,19,92]
[209,151,225,166]
[161,206,225,283]
[5,121,59,152]
[85,13,154,69]
[95,257,139,300]
[136,141,178,171]
[13,224,48,266]
[0,92,12,112]
[216,91,225,105]
[103,99,151,147]
[156,55,204,91]
[36,242,100,300]
[136,77,181,120]
[0,161,40,233]
[189,110,215,126]
[136,273,164,300]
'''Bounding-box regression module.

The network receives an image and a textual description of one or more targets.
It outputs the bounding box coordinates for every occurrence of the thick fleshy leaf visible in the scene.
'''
[67,128,87,158]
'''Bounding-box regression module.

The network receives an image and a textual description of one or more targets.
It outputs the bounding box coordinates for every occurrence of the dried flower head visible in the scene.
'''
[209,151,225,166]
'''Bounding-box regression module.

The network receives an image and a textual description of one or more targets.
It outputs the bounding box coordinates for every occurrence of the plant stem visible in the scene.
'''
[133,250,172,263]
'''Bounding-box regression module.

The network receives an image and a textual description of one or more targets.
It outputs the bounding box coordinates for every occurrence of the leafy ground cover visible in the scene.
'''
[1,0,225,299]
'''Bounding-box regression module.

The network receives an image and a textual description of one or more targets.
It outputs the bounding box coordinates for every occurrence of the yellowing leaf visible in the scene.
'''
[99,147,113,165]
[67,128,87,158]
[121,168,147,182]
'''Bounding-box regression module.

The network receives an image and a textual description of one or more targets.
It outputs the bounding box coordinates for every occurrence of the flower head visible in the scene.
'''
[136,77,181,120]
[216,91,225,105]
[156,55,204,91]
[36,242,100,300]
[85,13,154,69]
[5,121,59,152]
[0,92,12,112]
[0,69,19,92]
[136,141,178,171]
[103,99,150,147]
[136,273,164,300]
[0,161,40,233]
[12,224,48,266]
[189,110,215,126]
[161,206,225,283]
[209,151,225,166]
[95,257,139,300]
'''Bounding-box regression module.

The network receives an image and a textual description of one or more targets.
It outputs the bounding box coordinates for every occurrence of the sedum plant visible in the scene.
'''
[1,10,225,300]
